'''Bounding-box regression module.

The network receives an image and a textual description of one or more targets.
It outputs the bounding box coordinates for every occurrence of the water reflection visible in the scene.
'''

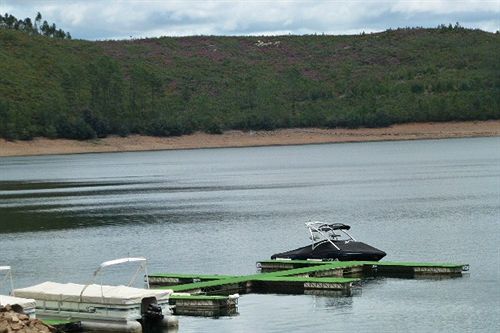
[312,294,354,310]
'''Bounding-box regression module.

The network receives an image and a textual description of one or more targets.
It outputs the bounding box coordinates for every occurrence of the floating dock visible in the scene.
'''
[257,260,469,278]
[168,294,238,317]
[250,276,357,294]
[150,272,358,296]
[149,273,237,287]
[149,259,468,317]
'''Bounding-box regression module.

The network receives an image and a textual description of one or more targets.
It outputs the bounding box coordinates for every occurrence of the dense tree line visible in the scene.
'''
[0,12,71,39]
[0,26,498,140]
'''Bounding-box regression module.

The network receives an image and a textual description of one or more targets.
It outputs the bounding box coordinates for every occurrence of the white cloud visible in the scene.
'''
[390,0,499,14]
[0,0,498,40]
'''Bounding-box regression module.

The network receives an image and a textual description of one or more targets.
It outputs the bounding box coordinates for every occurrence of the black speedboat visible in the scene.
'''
[271,222,386,261]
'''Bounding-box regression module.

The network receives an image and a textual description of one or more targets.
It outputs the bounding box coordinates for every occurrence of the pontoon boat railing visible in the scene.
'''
[79,257,150,303]
[0,266,15,297]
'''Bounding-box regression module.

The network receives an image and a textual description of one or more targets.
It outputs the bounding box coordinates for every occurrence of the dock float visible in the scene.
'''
[257,260,469,278]
[166,275,255,295]
[153,271,358,295]
[169,294,238,317]
[149,273,237,287]
[250,276,357,294]
[149,260,468,317]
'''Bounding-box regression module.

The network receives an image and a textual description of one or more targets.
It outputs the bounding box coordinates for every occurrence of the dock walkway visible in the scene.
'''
[148,260,468,317]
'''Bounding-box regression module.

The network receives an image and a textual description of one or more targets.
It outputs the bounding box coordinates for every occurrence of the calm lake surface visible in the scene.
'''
[1,137,499,332]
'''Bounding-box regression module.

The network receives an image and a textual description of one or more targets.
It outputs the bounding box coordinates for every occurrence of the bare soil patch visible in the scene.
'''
[1,121,499,157]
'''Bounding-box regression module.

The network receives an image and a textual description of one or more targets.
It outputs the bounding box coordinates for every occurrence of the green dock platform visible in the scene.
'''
[149,259,468,317]
[148,273,238,287]
[42,319,82,332]
[257,259,469,277]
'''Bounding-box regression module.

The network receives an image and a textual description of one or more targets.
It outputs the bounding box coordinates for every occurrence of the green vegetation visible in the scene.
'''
[0,12,71,39]
[0,23,498,140]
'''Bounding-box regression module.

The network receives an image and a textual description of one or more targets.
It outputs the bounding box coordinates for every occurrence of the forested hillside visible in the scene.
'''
[0,25,499,140]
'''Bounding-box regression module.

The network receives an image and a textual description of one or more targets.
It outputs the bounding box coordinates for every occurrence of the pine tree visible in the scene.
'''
[41,20,49,35]
[34,12,41,33]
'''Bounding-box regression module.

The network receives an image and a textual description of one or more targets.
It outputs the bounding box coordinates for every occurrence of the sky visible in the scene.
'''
[0,0,498,40]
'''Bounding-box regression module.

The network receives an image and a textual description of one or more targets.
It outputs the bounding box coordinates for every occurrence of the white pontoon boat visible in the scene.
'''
[14,257,177,332]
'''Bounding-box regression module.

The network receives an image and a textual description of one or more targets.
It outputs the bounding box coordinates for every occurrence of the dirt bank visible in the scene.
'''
[1,121,499,157]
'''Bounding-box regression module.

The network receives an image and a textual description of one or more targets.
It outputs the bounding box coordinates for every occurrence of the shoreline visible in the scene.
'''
[1,120,499,157]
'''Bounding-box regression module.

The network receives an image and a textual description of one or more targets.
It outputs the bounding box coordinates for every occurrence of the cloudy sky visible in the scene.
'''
[1,0,498,40]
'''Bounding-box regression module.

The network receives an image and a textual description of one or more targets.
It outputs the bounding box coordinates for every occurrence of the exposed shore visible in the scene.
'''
[1,120,499,157]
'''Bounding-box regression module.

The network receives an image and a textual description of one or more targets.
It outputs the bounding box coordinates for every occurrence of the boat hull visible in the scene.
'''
[271,241,386,261]
[28,299,170,322]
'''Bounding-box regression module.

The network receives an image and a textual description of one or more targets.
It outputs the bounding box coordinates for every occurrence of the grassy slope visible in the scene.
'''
[0,28,499,139]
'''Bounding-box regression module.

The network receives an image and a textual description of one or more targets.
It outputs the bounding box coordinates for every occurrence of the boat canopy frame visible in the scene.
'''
[305,221,357,251]
[79,257,150,303]
[0,266,15,296]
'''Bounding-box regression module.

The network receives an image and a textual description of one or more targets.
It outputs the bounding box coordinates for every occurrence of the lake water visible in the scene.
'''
[1,137,499,332]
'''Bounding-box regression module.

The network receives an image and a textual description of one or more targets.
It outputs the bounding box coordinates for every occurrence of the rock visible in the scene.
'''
[0,306,55,333]
[11,322,23,330]
[0,321,9,330]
